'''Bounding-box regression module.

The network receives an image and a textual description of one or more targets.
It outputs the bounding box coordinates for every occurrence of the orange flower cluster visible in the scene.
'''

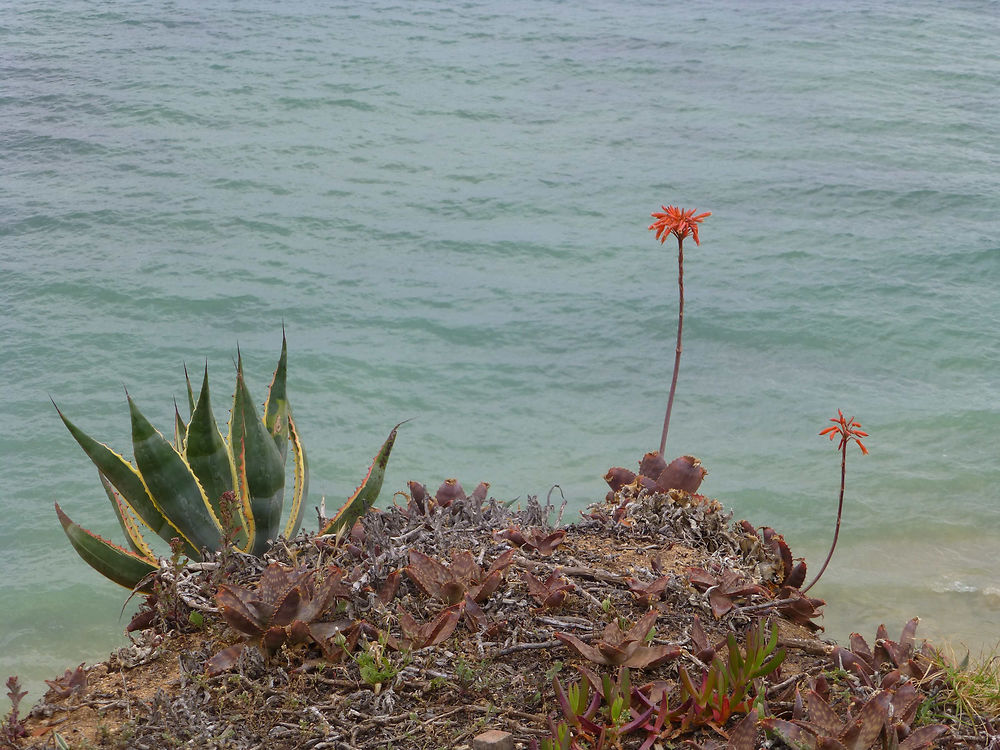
[819,410,869,454]
[648,205,711,246]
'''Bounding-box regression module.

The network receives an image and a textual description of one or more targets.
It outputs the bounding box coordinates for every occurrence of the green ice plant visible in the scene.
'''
[53,335,399,590]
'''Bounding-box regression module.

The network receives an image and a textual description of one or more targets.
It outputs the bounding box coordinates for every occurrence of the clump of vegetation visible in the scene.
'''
[670,619,784,733]
[207,561,352,674]
[1,676,28,749]
[924,646,1000,730]
[52,334,401,591]
[762,675,947,750]
[404,548,515,605]
[554,610,679,669]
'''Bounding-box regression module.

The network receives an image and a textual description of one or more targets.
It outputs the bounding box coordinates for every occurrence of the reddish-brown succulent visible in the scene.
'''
[554,610,680,668]
[520,569,574,609]
[207,562,353,674]
[405,548,515,605]
[656,455,707,493]
[499,526,566,556]
[435,478,466,507]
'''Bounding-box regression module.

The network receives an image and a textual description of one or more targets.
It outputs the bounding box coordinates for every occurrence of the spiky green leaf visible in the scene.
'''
[55,503,157,591]
[185,367,242,545]
[320,424,401,536]
[129,395,223,554]
[264,333,290,465]
[183,364,196,417]
[173,402,186,452]
[230,354,285,556]
[282,412,309,539]
[53,402,186,553]
[100,471,155,559]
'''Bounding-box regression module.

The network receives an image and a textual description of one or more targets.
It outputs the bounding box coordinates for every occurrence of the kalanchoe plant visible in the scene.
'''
[762,679,947,750]
[500,526,567,556]
[405,549,515,605]
[521,569,575,609]
[829,618,943,689]
[44,663,88,699]
[386,605,463,651]
[604,453,707,505]
[625,575,673,608]
[648,205,711,458]
[801,410,869,594]
[207,561,353,674]
[687,567,768,619]
[555,610,680,669]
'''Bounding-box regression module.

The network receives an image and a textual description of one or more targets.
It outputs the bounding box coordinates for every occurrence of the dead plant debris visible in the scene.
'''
[11,489,996,749]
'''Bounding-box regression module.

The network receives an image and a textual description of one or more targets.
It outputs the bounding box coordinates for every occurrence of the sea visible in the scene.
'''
[2,0,998,701]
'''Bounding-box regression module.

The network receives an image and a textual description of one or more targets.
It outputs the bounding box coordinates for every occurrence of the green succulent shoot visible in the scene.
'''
[52,335,368,591]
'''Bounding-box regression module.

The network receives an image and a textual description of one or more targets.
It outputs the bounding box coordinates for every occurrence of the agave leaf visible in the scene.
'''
[320,423,401,535]
[129,395,223,554]
[185,367,243,546]
[230,354,285,556]
[282,412,309,539]
[183,364,196,417]
[264,333,290,464]
[173,402,186,452]
[55,503,157,591]
[53,402,187,553]
[99,471,155,559]
[232,439,256,552]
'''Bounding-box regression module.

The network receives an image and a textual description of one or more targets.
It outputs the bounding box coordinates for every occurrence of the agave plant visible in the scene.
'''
[53,336,397,590]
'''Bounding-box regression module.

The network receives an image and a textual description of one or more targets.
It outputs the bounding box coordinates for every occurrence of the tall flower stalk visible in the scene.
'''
[648,205,711,457]
[801,410,869,594]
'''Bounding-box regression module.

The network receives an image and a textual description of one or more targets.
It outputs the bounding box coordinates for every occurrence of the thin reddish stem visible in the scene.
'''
[659,237,684,457]
[801,442,847,595]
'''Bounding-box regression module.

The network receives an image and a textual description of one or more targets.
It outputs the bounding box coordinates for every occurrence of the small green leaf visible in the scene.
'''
[55,503,157,591]
[319,423,401,536]
[188,611,204,628]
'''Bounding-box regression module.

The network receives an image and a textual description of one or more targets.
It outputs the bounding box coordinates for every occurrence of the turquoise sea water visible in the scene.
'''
[2,0,998,699]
